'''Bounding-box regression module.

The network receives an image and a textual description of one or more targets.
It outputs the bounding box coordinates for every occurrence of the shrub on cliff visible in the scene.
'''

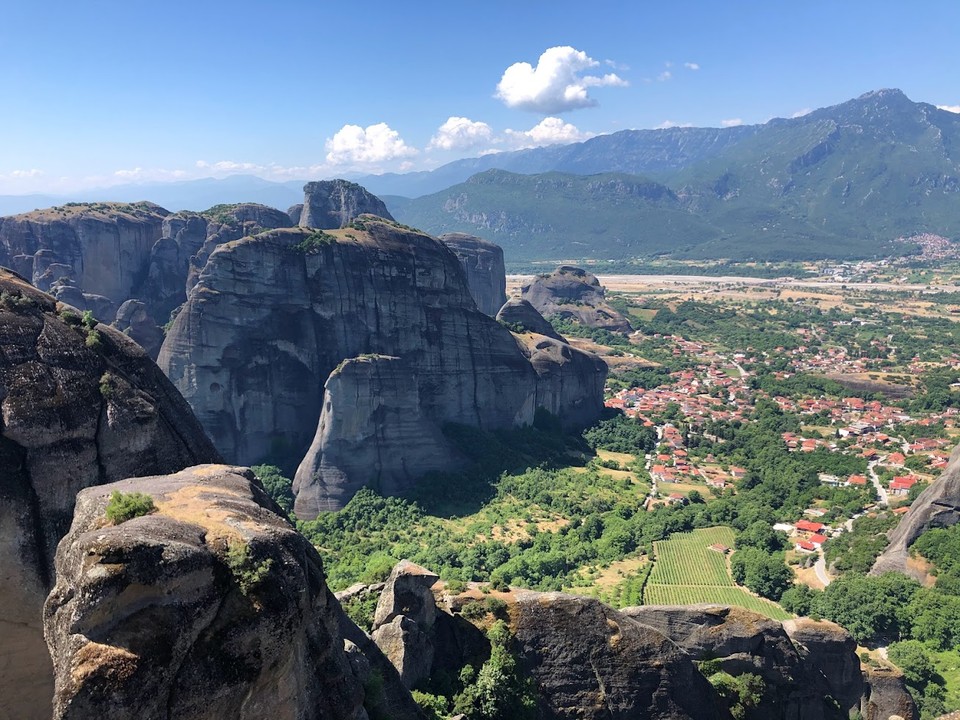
[105,491,156,524]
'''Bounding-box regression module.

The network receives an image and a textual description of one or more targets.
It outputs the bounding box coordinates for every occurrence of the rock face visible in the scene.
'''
[873,443,960,578]
[438,233,507,316]
[861,665,918,720]
[496,297,565,340]
[370,561,439,689]
[158,216,607,516]
[0,202,293,359]
[512,592,728,719]
[521,266,633,332]
[300,180,394,229]
[623,605,860,719]
[0,269,220,720]
[43,465,367,720]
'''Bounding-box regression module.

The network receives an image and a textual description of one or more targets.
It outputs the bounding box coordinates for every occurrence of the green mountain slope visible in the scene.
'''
[389,90,960,262]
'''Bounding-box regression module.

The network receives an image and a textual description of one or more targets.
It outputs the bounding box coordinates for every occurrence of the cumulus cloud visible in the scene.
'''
[8,168,44,178]
[721,118,744,127]
[684,62,700,70]
[658,70,672,82]
[325,123,417,165]
[654,120,693,129]
[496,46,627,113]
[504,117,591,148]
[937,104,960,113]
[791,108,812,118]
[428,116,494,151]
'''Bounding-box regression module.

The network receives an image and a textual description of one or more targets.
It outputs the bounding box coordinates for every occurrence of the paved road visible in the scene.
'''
[867,459,890,507]
[814,551,832,587]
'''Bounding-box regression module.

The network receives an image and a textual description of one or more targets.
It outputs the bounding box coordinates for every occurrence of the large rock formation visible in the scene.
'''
[43,465,368,720]
[873,443,960,578]
[300,180,394,229]
[521,265,633,332]
[496,297,565,340]
[511,592,728,719]
[0,268,220,720]
[158,216,607,516]
[0,202,293,358]
[438,232,507,316]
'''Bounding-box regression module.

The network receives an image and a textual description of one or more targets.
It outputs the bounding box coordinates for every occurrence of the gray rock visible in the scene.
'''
[860,665,917,720]
[113,299,164,357]
[0,269,220,720]
[873,442,960,578]
[43,465,366,720]
[511,591,728,719]
[370,616,434,690]
[521,265,632,332]
[496,297,565,340]
[158,218,606,515]
[300,180,394,229]
[373,560,440,630]
[439,232,506,316]
[287,204,303,225]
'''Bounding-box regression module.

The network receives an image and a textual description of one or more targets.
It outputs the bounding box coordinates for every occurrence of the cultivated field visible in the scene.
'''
[644,527,793,620]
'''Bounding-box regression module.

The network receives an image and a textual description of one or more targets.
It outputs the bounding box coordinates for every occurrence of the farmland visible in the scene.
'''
[644,527,793,620]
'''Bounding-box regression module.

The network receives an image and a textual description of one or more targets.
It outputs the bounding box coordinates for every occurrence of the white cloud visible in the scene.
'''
[324,123,417,165]
[791,108,812,118]
[721,118,744,128]
[658,70,672,82]
[684,62,700,70]
[428,116,494,151]
[496,46,627,113]
[937,104,960,113]
[8,169,44,179]
[654,120,693,129]
[504,117,591,148]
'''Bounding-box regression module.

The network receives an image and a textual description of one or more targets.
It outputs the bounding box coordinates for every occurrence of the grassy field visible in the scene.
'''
[931,649,960,713]
[644,527,793,620]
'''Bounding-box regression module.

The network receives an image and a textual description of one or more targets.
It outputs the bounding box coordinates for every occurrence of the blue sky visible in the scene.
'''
[2,0,958,193]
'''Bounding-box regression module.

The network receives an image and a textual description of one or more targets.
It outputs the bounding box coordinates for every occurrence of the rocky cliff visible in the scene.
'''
[158,216,606,516]
[0,201,293,358]
[300,180,394,229]
[873,442,960,578]
[43,465,376,720]
[521,266,633,332]
[0,268,220,720]
[438,232,506,316]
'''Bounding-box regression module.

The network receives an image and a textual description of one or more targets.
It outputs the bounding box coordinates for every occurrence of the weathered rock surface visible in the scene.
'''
[287,203,304,225]
[873,442,960,578]
[369,561,439,689]
[496,297,565,340]
[43,465,366,720]
[521,265,633,332]
[0,269,220,720]
[438,232,506,316]
[512,592,728,719]
[0,201,293,359]
[158,216,606,515]
[300,180,394,229]
[623,605,860,719]
[861,665,917,720]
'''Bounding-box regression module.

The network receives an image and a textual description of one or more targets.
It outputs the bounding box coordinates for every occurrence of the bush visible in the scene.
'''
[485,596,508,619]
[460,600,487,621]
[85,329,102,350]
[105,491,155,524]
[225,541,274,596]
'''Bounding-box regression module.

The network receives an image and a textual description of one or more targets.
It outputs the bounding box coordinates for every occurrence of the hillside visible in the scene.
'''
[388,89,960,262]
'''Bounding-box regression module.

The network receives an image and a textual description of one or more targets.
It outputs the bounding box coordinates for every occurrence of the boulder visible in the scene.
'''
[439,233,507,316]
[521,266,632,332]
[0,268,220,720]
[496,297,565,340]
[860,665,917,720]
[43,465,366,720]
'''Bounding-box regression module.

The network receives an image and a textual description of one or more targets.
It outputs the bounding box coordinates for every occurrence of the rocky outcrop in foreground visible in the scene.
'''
[873,443,960,578]
[521,266,633,332]
[159,216,607,515]
[43,465,376,720]
[439,232,507,316]
[0,268,220,720]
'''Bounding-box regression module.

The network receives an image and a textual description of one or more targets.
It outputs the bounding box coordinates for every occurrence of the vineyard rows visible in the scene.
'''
[644,527,792,621]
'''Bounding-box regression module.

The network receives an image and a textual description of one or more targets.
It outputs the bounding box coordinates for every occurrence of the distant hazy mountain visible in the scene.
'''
[0,175,306,216]
[388,90,960,261]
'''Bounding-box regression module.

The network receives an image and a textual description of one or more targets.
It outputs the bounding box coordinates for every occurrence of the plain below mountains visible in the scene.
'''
[384,89,960,261]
